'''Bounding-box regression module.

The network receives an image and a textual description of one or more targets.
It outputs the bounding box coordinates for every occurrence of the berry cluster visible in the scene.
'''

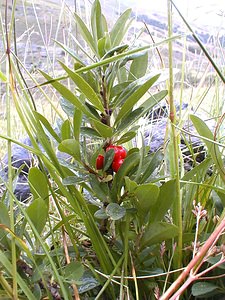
[96,145,127,172]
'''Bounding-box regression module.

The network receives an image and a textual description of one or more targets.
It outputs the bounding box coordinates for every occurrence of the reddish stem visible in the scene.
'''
[160,217,225,300]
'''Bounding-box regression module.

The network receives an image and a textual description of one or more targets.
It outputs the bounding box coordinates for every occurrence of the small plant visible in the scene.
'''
[1,0,225,299]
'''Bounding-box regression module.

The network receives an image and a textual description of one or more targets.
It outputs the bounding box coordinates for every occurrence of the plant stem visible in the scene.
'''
[160,216,225,299]
[5,0,18,298]
[167,0,183,268]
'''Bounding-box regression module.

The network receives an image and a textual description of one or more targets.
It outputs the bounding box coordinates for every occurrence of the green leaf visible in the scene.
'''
[94,208,108,220]
[102,44,129,60]
[110,81,132,98]
[26,198,48,234]
[192,282,219,297]
[106,203,126,220]
[129,51,148,80]
[40,70,97,119]
[110,9,132,47]
[139,151,164,184]
[73,109,82,141]
[141,222,178,249]
[91,119,113,138]
[58,139,81,162]
[134,183,160,211]
[60,97,75,117]
[0,203,10,249]
[61,119,71,140]
[124,177,138,193]
[28,167,49,201]
[111,152,140,201]
[80,126,102,138]
[116,108,143,132]
[74,12,97,53]
[89,174,109,202]
[0,252,36,300]
[190,114,225,183]
[78,273,100,294]
[0,71,7,82]
[98,37,106,58]
[103,149,114,172]
[140,90,168,112]
[54,40,86,66]
[115,73,161,124]
[91,0,104,44]
[62,176,84,185]
[59,62,104,112]
[64,261,84,282]
[180,157,212,188]
[151,180,177,222]
[116,131,137,144]
[34,111,61,143]
[0,203,10,227]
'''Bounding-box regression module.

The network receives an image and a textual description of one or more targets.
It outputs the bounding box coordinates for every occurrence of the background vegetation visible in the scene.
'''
[0,0,225,299]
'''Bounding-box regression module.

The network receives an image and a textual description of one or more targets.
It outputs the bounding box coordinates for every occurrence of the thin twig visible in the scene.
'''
[62,226,80,300]
[160,217,225,299]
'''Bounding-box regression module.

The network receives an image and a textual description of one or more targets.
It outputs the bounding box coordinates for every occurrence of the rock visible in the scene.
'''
[0,137,33,202]
[144,103,215,170]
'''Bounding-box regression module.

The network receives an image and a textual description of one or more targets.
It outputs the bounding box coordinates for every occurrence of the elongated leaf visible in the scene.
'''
[0,203,10,227]
[129,51,148,80]
[80,126,102,138]
[116,131,137,144]
[115,73,161,124]
[141,222,178,249]
[110,9,132,47]
[116,108,143,132]
[62,176,84,185]
[59,62,104,112]
[73,109,82,140]
[111,152,140,201]
[116,90,167,133]
[139,151,164,184]
[26,198,48,234]
[0,203,10,249]
[102,44,129,60]
[89,174,109,202]
[34,111,61,143]
[190,115,225,183]
[40,71,97,120]
[61,119,71,140]
[28,167,49,201]
[0,70,7,82]
[151,179,176,222]
[91,0,104,44]
[0,252,36,300]
[111,81,132,98]
[98,36,106,58]
[103,149,114,171]
[91,119,113,138]
[54,40,86,66]
[60,97,75,117]
[180,157,212,188]
[74,12,97,53]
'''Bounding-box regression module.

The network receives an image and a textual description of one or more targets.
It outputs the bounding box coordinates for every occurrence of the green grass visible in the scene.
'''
[1,0,225,299]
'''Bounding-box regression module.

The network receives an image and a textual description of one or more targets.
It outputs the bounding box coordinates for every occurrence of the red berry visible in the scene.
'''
[96,154,104,170]
[112,158,124,172]
[106,145,127,160]
[116,145,127,159]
